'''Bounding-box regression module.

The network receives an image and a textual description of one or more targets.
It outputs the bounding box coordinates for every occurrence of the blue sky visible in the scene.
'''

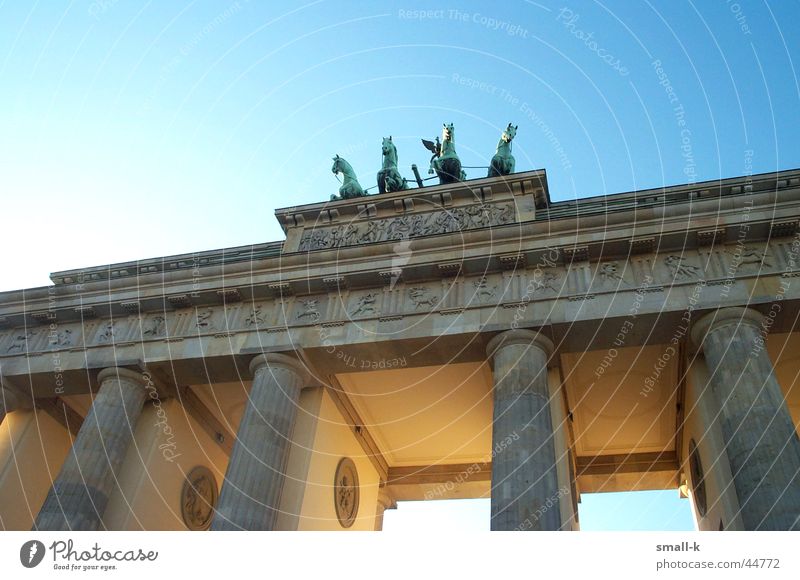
[2,1,798,293]
[384,491,694,532]
[1,1,798,530]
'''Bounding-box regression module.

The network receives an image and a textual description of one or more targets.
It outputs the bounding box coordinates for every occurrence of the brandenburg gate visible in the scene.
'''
[1,167,799,531]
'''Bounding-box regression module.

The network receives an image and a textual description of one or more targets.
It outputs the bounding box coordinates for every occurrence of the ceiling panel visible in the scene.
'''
[562,345,678,457]
[337,362,493,467]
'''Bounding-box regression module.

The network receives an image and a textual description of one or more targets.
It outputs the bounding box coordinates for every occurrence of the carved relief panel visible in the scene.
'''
[299,202,515,251]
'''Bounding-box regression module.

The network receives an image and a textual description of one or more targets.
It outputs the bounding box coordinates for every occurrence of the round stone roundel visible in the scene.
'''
[181,466,218,531]
[334,457,360,528]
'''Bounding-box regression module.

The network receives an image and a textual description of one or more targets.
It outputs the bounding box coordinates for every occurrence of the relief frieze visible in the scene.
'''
[598,261,627,285]
[0,240,792,358]
[408,287,438,310]
[50,328,74,348]
[96,321,116,343]
[6,331,36,354]
[350,293,380,318]
[244,304,268,326]
[530,270,560,293]
[472,277,498,302]
[298,202,515,251]
[665,255,701,281]
[143,315,166,338]
[195,308,215,331]
[295,298,323,323]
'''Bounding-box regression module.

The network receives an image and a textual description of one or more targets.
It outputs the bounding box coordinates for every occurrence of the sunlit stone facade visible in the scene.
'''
[1,168,799,530]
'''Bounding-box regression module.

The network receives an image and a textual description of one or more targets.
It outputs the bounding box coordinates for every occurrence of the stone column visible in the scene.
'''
[486,329,561,531]
[34,367,149,530]
[691,307,800,530]
[374,488,397,531]
[211,353,307,531]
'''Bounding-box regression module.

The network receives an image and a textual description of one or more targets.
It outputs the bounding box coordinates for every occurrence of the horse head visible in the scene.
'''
[442,122,454,142]
[502,123,518,143]
[331,154,346,175]
[381,136,396,157]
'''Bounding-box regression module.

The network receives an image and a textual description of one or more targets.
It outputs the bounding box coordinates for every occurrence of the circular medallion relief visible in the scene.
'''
[334,457,360,528]
[181,466,218,531]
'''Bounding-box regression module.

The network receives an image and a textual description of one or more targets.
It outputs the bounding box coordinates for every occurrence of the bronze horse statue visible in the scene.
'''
[423,123,466,184]
[331,155,366,200]
[377,136,408,193]
[488,123,517,177]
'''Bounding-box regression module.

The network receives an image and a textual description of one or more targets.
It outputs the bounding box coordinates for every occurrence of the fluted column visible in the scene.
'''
[374,488,397,531]
[487,330,561,531]
[692,307,800,530]
[211,353,307,530]
[34,367,150,530]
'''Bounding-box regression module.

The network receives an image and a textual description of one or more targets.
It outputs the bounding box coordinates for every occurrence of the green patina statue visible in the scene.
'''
[488,123,518,177]
[377,136,408,194]
[423,123,466,184]
[331,154,366,200]
[328,122,519,199]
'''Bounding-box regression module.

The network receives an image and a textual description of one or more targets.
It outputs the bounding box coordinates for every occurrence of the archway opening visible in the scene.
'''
[381,490,694,531]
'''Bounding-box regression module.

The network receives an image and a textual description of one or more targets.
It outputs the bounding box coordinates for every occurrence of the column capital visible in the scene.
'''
[249,353,309,385]
[690,307,764,350]
[96,367,152,389]
[377,488,397,511]
[486,329,554,361]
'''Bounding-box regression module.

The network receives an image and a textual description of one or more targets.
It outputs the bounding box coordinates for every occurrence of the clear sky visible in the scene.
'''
[384,491,695,532]
[1,1,797,530]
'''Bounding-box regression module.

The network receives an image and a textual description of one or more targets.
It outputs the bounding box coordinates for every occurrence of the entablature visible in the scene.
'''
[2,168,799,332]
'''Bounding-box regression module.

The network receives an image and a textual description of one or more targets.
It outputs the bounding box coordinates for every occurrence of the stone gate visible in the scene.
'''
[1,167,799,530]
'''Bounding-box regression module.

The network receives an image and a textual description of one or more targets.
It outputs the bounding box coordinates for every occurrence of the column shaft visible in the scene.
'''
[34,368,149,530]
[211,354,305,530]
[488,330,561,531]
[694,308,800,530]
